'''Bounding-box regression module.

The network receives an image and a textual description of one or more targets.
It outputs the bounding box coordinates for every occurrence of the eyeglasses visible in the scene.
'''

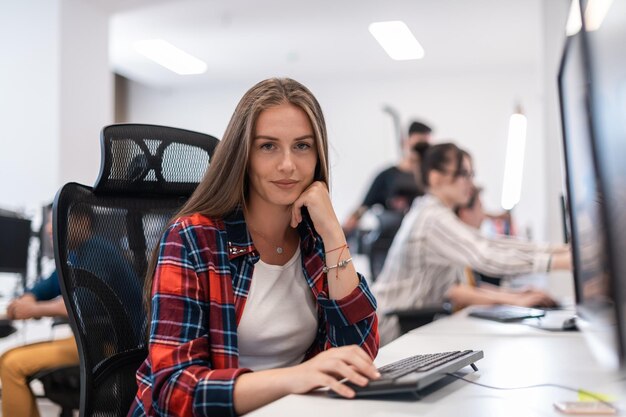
[440,168,475,179]
[457,169,475,179]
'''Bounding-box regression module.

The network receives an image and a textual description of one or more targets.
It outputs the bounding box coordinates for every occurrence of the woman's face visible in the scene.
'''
[438,154,474,206]
[247,103,318,208]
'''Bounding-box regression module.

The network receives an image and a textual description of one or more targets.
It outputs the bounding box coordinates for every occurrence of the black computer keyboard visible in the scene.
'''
[377,350,474,380]
[468,305,546,322]
[327,349,483,398]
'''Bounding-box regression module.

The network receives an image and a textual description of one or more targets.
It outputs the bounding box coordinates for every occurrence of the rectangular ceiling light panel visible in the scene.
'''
[134,39,207,75]
[369,21,425,61]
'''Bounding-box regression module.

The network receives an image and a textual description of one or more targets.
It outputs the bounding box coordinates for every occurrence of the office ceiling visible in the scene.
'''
[106,0,542,87]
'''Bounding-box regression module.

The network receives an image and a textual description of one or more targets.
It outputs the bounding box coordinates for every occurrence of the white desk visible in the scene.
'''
[248,312,626,417]
[0,276,70,355]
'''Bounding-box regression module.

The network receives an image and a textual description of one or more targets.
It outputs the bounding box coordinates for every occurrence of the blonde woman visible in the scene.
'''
[128,78,379,417]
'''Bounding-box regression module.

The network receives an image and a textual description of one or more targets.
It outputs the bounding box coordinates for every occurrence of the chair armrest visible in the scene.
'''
[28,364,80,384]
[385,304,452,334]
[28,365,80,411]
[385,305,451,319]
[51,316,70,327]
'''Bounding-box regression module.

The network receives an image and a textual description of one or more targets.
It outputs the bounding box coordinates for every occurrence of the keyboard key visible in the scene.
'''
[377,350,473,379]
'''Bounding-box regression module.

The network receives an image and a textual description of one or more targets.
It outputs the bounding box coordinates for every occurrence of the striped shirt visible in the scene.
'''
[372,194,553,344]
[128,208,379,417]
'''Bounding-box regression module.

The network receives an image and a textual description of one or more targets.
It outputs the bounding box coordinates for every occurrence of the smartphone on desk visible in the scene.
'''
[554,401,616,415]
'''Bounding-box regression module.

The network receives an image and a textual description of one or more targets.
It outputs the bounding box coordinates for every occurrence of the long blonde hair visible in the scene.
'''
[144,78,330,318]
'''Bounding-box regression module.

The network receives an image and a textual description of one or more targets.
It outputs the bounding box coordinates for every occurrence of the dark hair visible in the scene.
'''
[413,142,464,187]
[408,121,432,135]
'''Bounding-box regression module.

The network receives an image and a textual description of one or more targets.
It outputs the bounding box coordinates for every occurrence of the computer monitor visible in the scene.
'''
[0,213,32,276]
[557,0,625,370]
[583,0,626,370]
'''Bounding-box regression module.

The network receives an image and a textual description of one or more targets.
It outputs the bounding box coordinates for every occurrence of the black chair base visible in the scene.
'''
[29,365,80,417]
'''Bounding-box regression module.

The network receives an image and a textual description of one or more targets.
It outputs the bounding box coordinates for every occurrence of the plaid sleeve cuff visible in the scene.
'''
[317,273,377,327]
[193,368,252,417]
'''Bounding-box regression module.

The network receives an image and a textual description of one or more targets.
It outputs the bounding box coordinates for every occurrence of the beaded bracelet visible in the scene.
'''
[322,257,353,274]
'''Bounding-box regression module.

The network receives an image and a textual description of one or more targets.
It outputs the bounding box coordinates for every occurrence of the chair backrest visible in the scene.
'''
[54,124,218,417]
[363,209,405,281]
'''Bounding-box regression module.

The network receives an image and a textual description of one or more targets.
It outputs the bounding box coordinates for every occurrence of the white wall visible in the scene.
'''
[0,0,112,215]
[0,1,61,212]
[59,0,113,187]
[0,0,567,244]
[126,65,557,242]
[315,73,548,242]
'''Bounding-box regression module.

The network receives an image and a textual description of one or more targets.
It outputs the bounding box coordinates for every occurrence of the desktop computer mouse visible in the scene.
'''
[522,312,578,331]
[562,316,578,331]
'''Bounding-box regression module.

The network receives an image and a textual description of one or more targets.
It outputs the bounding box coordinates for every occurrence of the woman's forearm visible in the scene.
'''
[233,367,293,415]
[321,230,359,300]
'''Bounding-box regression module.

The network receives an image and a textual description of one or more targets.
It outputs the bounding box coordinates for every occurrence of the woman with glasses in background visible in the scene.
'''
[372,142,571,345]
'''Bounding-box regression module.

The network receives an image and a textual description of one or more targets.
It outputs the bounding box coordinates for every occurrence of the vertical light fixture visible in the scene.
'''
[501,105,527,210]
[566,0,583,36]
[565,0,614,36]
[584,0,614,31]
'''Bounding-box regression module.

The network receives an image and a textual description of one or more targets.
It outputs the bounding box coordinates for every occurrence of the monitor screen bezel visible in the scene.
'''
[581,0,626,367]
[0,214,32,274]
[557,0,625,369]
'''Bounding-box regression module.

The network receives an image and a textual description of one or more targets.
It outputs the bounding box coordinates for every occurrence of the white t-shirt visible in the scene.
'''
[237,247,319,371]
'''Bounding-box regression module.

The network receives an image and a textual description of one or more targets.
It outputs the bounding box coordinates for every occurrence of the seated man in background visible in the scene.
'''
[343,121,432,234]
[0,207,78,417]
[0,203,140,417]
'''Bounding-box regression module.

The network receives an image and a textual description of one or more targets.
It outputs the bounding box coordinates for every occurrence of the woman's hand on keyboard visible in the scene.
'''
[288,345,380,398]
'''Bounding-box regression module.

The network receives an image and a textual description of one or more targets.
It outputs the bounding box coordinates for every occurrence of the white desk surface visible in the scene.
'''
[248,272,626,417]
[0,275,72,356]
[248,315,626,417]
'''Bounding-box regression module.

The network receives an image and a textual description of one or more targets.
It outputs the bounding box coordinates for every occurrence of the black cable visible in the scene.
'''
[445,373,618,412]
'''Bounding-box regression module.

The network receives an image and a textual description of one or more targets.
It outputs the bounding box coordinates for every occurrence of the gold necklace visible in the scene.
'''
[247,225,289,254]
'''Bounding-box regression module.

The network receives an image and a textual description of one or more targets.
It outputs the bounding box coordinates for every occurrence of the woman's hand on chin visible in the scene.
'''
[290,181,342,240]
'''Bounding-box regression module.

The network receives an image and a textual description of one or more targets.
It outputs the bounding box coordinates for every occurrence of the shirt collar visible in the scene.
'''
[223,206,318,260]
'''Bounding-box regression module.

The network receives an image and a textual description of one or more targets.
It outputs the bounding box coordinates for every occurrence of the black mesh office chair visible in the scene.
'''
[29,363,80,417]
[25,317,80,417]
[361,209,405,281]
[53,124,218,417]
